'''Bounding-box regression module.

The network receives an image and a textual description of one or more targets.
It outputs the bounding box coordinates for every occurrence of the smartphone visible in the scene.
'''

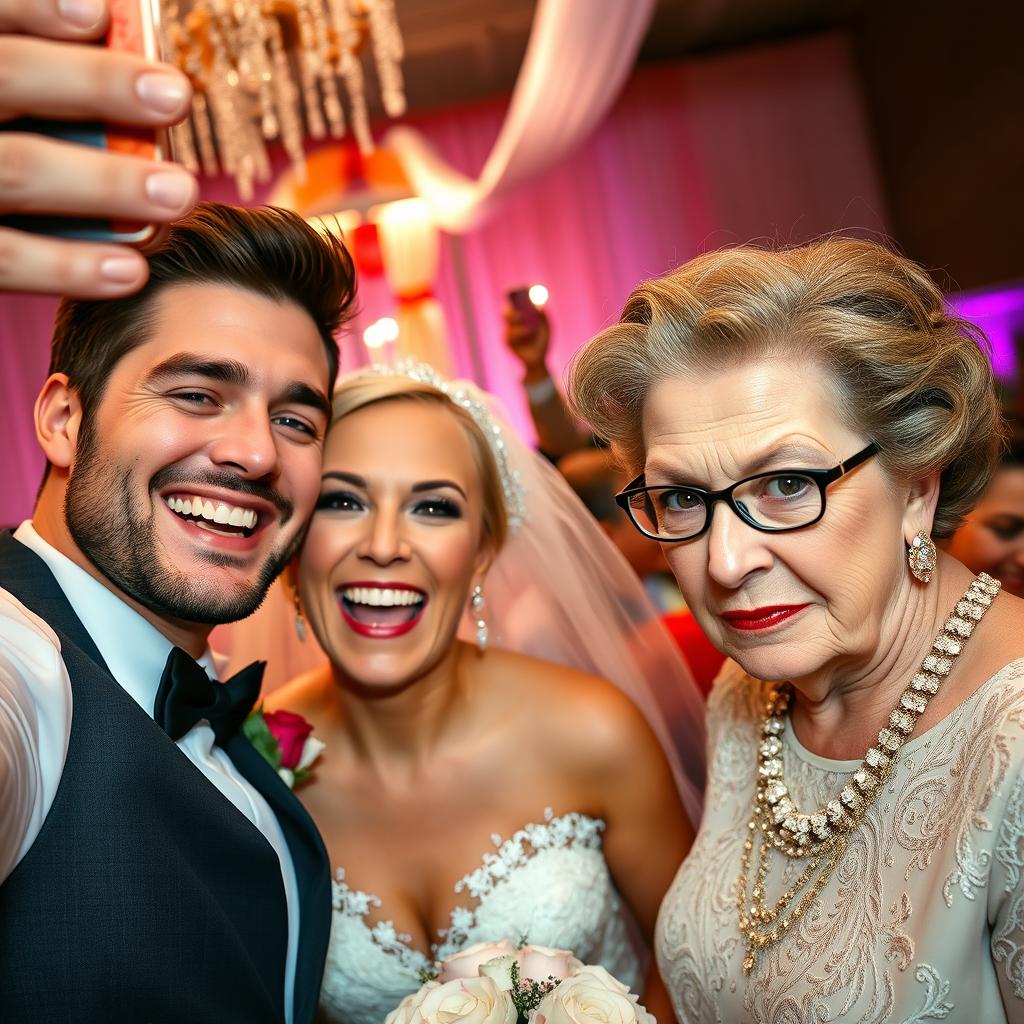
[507,286,541,331]
[0,0,172,246]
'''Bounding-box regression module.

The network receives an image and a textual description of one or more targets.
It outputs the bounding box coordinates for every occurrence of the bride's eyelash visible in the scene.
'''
[413,497,461,519]
[316,490,364,512]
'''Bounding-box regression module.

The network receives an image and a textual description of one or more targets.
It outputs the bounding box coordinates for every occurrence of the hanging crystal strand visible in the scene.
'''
[218,0,272,193]
[203,10,244,179]
[176,5,222,177]
[264,13,307,180]
[234,0,278,140]
[293,0,327,139]
[169,118,200,175]
[159,7,200,174]
[329,0,373,153]
[190,90,220,178]
[365,0,406,118]
[307,0,346,138]
[179,10,221,177]
[235,83,272,191]
[226,0,272,187]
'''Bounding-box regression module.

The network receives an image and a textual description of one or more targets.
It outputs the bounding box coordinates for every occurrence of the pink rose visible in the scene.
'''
[264,710,314,769]
[438,940,519,982]
[519,945,581,983]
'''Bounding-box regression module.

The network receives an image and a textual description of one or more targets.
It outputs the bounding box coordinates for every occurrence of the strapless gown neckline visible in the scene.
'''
[319,808,642,1024]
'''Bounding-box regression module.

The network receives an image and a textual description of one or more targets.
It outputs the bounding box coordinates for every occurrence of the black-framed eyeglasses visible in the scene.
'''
[615,441,880,542]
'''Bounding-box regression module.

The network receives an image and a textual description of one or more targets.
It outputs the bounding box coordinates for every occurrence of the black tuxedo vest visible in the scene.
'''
[0,532,332,1023]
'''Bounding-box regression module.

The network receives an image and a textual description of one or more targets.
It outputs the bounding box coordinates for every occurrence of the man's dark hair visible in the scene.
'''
[48,202,356,427]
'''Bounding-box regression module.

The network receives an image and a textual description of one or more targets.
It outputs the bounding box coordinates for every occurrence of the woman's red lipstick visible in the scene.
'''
[720,604,810,631]
[337,582,427,640]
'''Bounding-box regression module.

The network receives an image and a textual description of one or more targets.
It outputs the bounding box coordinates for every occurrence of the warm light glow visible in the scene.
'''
[370,197,433,227]
[528,284,549,307]
[363,317,400,350]
[307,210,362,240]
[377,317,400,342]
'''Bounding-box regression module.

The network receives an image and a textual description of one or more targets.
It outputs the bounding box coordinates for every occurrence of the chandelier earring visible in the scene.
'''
[908,529,937,584]
[471,585,488,652]
[292,587,307,642]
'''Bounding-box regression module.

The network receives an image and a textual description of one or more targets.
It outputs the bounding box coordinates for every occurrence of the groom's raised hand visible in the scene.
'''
[0,0,198,297]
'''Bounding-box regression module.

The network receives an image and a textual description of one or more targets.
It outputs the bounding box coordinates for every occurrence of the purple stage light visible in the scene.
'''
[949,284,1024,382]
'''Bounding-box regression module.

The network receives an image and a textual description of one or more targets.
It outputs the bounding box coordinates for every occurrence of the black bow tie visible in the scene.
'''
[154,647,265,744]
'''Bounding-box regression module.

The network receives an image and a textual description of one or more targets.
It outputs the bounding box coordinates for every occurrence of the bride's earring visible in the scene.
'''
[471,585,488,651]
[293,588,307,641]
[908,529,937,584]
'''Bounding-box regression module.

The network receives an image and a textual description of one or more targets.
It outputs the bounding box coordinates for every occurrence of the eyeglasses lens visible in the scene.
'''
[630,472,824,539]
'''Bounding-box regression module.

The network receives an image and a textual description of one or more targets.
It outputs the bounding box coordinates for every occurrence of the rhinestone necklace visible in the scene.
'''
[736,572,1001,975]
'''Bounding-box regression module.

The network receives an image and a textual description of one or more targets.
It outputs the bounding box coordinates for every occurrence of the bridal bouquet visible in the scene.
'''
[385,940,656,1024]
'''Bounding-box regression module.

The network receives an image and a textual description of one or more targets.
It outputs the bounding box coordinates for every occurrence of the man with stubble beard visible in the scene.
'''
[0,203,356,1023]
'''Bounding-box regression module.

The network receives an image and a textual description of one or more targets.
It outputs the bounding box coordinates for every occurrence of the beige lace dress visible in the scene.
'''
[656,657,1024,1023]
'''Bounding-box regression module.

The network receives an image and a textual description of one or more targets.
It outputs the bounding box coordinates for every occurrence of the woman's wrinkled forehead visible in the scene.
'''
[640,357,864,486]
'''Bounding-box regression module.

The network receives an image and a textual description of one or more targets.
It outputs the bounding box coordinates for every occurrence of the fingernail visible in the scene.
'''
[135,70,190,115]
[100,255,144,284]
[145,170,195,211]
[58,0,105,30]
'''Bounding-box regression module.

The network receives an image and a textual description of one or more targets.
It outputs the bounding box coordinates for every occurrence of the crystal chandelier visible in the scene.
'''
[160,0,406,199]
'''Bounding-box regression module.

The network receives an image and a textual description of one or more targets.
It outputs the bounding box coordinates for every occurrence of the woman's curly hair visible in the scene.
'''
[568,237,1004,538]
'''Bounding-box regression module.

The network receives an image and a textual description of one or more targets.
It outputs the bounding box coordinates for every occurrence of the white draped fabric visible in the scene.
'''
[384,0,657,232]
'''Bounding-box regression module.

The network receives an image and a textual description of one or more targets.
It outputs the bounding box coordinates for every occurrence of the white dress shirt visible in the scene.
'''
[0,521,300,1023]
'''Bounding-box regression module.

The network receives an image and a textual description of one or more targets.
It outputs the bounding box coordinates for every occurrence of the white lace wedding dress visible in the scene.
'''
[318,809,642,1024]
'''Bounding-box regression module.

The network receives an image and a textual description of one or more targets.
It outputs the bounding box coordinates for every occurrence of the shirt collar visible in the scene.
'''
[14,521,218,717]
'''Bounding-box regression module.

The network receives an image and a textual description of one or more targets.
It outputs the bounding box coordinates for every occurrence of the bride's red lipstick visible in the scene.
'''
[720,605,810,632]
[337,581,427,640]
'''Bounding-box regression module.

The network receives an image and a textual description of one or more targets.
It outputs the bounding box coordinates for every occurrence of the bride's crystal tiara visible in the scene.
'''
[350,360,528,531]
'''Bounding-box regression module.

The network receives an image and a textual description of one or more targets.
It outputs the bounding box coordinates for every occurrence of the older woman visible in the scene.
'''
[570,238,1024,1021]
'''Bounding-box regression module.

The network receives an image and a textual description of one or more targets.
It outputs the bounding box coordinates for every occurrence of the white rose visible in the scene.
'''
[519,945,582,983]
[438,939,519,982]
[564,964,631,995]
[296,735,326,772]
[480,955,519,991]
[277,767,295,788]
[416,975,517,1024]
[385,982,439,1024]
[532,973,654,1024]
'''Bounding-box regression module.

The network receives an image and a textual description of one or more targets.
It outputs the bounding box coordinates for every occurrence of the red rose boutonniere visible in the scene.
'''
[243,707,325,789]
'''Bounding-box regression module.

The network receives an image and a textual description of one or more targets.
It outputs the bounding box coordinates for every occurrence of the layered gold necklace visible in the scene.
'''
[736,572,1001,975]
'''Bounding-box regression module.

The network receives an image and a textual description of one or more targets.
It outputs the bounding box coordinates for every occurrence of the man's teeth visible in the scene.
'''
[165,495,257,529]
[343,587,424,608]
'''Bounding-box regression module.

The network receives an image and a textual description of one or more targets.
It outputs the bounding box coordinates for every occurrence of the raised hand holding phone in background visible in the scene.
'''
[0,0,197,296]
[504,284,551,385]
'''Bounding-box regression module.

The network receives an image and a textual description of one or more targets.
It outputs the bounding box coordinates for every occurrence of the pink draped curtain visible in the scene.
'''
[424,34,888,440]
[0,33,887,531]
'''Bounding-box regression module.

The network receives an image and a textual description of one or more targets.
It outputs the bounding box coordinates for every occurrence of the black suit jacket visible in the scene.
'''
[0,531,332,1023]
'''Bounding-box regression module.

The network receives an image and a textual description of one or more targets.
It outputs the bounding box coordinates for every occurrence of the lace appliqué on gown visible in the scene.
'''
[319,809,641,1024]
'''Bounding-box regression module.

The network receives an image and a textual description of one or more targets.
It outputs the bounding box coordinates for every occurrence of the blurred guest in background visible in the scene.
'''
[503,300,590,459]
[558,447,683,610]
[945,422,1024,597]
[557,447,724,695]
[503,299,724,691]
[571,237,1024,1021]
